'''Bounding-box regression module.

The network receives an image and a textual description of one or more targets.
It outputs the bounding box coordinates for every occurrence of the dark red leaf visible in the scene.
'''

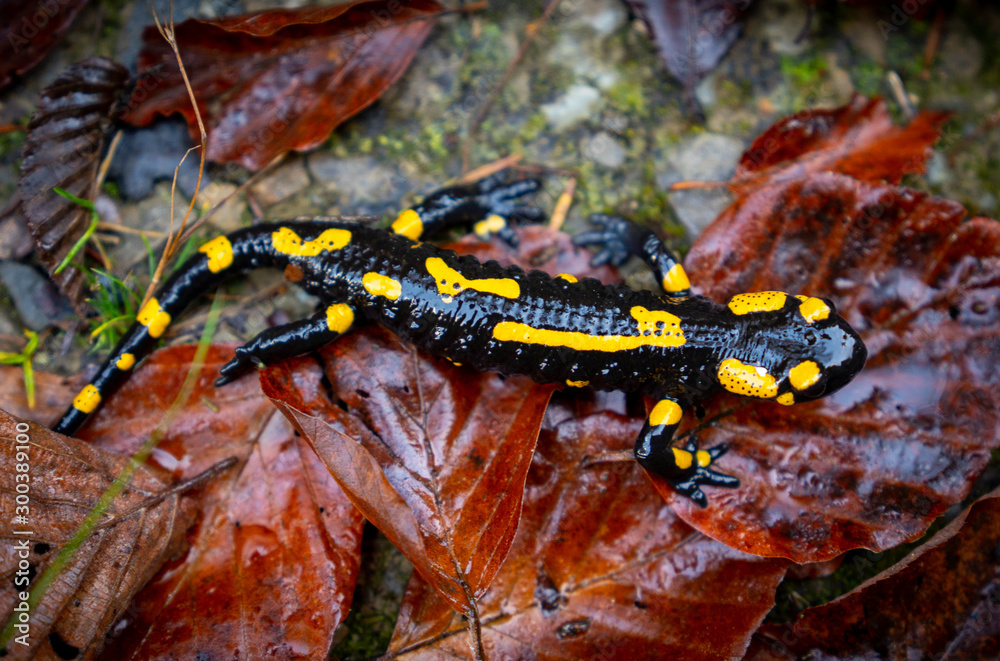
[0,0,91,90]
[747,488,1000,660]
[10,57,128,309]
[385,393,790,659]
[670,167,1000,562]
[68,345,365,660]
[124,0,442,170]
[625,0,752,117]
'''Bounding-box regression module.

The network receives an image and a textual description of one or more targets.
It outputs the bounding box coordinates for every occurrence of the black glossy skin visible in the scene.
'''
[53,176,868,506]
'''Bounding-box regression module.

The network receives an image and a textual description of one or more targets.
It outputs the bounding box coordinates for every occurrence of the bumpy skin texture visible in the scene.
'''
[53,177,868,506]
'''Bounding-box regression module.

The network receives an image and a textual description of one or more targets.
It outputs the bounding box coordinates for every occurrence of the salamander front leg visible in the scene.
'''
[634,398,739,507]
[215,303,356,386]
[390,173,543,247]
[574,214,692,299]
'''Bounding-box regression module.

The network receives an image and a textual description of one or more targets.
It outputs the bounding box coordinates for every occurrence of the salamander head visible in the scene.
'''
[716,291,867,406]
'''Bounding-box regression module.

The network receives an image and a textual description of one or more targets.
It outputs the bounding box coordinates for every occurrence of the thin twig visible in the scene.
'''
[548,177,575,231]
[455,154,523,185]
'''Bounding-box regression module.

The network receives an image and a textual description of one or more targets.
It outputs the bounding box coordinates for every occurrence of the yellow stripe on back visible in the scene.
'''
[493,306,685,352]
[272,227,351,257]
[363,273,402,300]
[426,257,520,302]
[728,291,787,315]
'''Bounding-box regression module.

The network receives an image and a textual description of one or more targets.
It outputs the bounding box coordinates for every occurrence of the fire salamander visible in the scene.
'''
[53,174,867,506]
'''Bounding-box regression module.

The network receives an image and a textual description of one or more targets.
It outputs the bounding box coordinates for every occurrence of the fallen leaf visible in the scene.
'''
[68,345,366,660]
[384,392,790,660]
[8,57,128,310]
[125,0,443,170]
[625,0,753,118]
[0,411,195,660]
[666,99,1000,562]
[746,487,1000,660]
[0,0,91,90]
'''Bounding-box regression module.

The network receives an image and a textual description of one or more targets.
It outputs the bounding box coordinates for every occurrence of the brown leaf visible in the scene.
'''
[735,95,951,189]
[0,411,195,660]
[67,345,366,660]
[747,487,1000,660]
[124,0,443,170]
[11,57,128,309]
[671,160,1000,559]
[385,393,790,660]
[0,0,91,90]
[625,0,752,117]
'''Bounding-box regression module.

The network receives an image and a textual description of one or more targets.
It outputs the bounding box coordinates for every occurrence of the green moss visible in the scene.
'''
[780,53,828,88]
[608,78,647,117]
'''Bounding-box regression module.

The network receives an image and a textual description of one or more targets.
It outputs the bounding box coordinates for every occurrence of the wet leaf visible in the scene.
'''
[0,0,91,90]
[124,0,443,170]
[261,227,611,619]
[625,0,753,117]
[668,100,1000,562]
[735,95,951,189]
[9,57,128,310]
[0,411,195,660]
[747,487,1000,660]
[384,393,790,659]
[65,345,366,660]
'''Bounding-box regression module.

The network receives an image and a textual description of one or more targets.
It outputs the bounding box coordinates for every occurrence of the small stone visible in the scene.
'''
[308,155,407,214]
[582,132,626,169]
[656,133,744,236]
[541,84,602,132]
[249,159,311,208]
[197,182,247,233]
[0,261,72,330]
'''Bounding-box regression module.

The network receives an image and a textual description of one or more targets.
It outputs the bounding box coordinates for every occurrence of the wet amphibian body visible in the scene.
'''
[54,175,867,506]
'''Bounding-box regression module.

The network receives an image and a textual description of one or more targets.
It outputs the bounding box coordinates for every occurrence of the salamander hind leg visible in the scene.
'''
[215,303,356,386]
[634,398,739,507]
[574,215,692,299]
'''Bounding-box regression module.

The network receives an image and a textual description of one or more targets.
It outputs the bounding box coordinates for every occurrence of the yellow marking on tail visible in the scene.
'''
[73,385,101,414]
[138,298,171,338]
[199,235,233,273]
[116,353,135,371]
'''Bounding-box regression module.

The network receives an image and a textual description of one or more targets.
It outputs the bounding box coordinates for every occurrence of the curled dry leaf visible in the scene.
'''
[125,0,443,170]
[384,393,790,660]
[261,227,614,621]
[747,487,1000,660]
[664,97,1000,563]
[0,0,91,90]
[67,346,365,660]
[7,57,129,310]
[625,0,753,117]
[0,411,195,660]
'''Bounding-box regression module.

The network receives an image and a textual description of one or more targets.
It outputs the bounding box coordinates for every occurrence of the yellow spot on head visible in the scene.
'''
[199,235,233,273]
[565,379,589,388]
[728,291,788,315]
[649,399,682,427]
[138,298,171,338]
[425,257,520,302]
[73,385,101,414]
[718,358,778,398]
[695,450,712,467]
[363,273,402,300]
[662,263,691,293]
[672,447,693,470]
[473,214,507,239]
[492,306,685,352]
[116,353,135,371]
[797,296,831,323]
[272,227,351,257]
[789,360,821,391]
[326,303,355,334]
[556,273,578,283]
[777,392,795,406]
[392,209,424,240]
